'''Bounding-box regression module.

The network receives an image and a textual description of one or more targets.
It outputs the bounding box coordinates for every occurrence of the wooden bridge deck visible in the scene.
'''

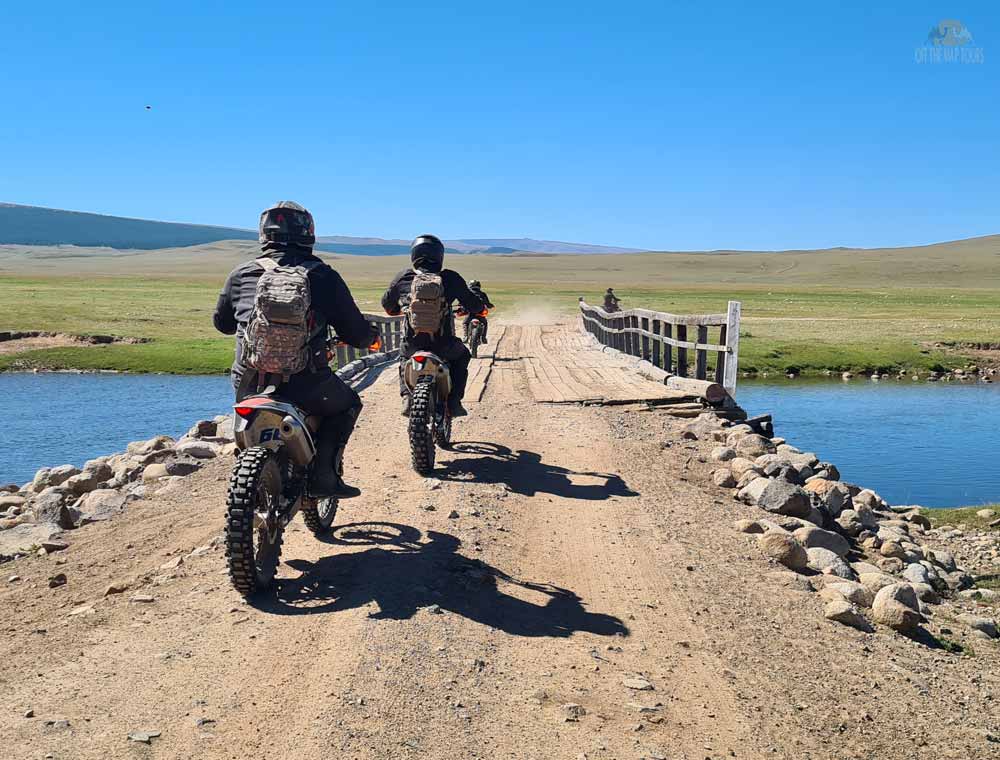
[466,323,694,405]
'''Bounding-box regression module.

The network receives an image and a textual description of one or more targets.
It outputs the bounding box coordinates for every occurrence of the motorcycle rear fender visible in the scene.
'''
[234,398,316,466]
[403,352,452,398]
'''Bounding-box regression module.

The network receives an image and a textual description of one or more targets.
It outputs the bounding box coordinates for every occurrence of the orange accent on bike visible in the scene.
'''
[369,336,383,352]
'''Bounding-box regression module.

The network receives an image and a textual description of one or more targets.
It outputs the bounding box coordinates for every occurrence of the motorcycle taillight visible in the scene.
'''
[234,406,255,419]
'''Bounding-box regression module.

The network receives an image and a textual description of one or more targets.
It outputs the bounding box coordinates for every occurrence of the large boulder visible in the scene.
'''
[859,572,899,596]
[806,547,855,579]
[127,435,175,457]
[793,526,851,557]
[0,494,26,511]
[824,600,872,631]
[63,470,104,496]
[712,469,737,488]
[803,479,852,517]
[710,446,736,463]
[31,488,76,529]
[741,478,811,518]
[30,464,80,493]
[758,531,808,571]
[871,583,922,632]
[853,489,886,510]
[215,416,235,441]
[957,614,998,639]
[730,457,760,478]
[734,434,775,459]
[821,580,874,608]
[901,563,932,586]
[76,489,128,524]
[175,440,220,460]
[187,419,218,439]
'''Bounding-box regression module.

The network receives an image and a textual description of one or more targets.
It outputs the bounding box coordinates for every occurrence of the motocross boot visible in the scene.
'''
[310,410,361,499]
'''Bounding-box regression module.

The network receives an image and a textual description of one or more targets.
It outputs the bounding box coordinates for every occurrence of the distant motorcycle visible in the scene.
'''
[457,308,489,358]
[402,351,452,475]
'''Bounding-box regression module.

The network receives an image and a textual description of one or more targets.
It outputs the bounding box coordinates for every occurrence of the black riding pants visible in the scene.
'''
[398,335,471,403]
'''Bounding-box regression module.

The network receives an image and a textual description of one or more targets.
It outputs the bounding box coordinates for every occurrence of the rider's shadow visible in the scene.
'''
[253,522,629,639]
[438,442,638,500]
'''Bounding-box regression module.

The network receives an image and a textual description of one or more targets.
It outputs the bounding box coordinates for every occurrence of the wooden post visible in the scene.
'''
[723,300,741,396]
[695,325,708,379]
[664,322,673,373]
[640,316,650,360]
[651,318,661,367]
[715,323,727,384]
[676,324,688,377]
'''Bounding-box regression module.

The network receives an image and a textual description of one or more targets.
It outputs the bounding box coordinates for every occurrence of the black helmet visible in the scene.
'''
[410,234,444,272]
[606,287,614,293]
[469,280,481,289]
[259,201,316,248]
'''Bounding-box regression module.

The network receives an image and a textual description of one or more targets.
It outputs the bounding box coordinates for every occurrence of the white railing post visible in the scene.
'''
[723,300,741,396]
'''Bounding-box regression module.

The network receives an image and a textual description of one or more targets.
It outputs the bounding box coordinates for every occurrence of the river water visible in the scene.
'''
[2,373,998,507]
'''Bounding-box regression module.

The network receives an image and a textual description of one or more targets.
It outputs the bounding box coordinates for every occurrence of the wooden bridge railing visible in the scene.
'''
[579,299,742,397]
[328,313,406,368]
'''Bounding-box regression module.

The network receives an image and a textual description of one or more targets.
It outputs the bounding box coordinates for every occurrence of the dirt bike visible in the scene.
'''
[403,351,452,475]
[457,308,489,358]
[225,335,380,595]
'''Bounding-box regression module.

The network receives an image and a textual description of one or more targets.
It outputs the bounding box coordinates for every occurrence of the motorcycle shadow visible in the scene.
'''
[250,521,629,639]
[439,441,638,500]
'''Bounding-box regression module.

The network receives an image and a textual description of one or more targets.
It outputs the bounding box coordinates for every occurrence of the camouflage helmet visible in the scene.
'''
[259,201,316,247]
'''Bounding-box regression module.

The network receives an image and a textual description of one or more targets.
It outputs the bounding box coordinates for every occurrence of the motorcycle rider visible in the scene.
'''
[603,287,622,313]
[463,280,495,344]
[213,201,377,499]
[382,234,484,417]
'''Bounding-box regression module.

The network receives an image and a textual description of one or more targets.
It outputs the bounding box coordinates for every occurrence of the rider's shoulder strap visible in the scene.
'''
[256,257,279,271]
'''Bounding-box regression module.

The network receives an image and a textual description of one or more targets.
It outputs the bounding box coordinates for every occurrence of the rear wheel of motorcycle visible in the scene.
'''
[301,497,338,536]
[470,328,480,358]
[225,446,284,596]
[408,376,437,475]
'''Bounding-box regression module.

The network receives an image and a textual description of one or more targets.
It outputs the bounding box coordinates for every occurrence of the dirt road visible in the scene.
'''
[1,324,996,760]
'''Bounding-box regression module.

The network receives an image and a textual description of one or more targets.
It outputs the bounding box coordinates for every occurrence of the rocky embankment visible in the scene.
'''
[681,412,999,649]
[0,417,234,560]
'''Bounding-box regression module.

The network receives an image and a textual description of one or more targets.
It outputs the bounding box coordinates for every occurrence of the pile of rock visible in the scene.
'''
[0,416,234,557]
[682,413,998,643]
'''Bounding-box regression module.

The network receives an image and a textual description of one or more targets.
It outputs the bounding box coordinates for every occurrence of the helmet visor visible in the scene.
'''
[259,207,315,245]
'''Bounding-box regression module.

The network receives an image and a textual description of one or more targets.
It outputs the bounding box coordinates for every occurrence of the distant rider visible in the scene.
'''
[382,234,485,417]
[603,287,622,313]
[213,201,377,498]
[464,280,495,343]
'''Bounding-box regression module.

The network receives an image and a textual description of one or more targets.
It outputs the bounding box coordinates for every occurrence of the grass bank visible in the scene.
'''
[1,270,998,375]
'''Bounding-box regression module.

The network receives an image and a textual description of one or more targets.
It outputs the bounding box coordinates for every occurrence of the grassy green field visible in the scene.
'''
[1,236,999,375]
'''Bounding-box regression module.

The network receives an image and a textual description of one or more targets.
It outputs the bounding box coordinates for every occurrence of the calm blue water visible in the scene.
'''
[738,379,1000,508]
[1,373,232,486]
[2,373,999,507]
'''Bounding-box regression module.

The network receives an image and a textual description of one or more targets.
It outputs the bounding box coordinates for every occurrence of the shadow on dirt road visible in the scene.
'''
[438,442,638,500]
[251,522,629,639]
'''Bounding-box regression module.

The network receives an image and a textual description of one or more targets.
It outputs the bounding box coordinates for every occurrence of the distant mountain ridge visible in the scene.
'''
[0,203,643,255]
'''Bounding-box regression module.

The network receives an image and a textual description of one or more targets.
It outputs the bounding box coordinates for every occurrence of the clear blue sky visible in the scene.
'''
[2,1,997,250]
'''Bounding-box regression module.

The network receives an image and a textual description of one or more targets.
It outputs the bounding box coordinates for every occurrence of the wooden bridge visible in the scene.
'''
[338,300,741,412]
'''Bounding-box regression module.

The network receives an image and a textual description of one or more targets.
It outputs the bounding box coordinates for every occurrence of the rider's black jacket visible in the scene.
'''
[381,268,484,341]
[213,245,374,380]
[469,286,494,310]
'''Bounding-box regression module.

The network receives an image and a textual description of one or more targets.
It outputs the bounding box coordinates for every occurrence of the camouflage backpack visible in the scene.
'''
[245,258,321,380]
[405,271,447,335]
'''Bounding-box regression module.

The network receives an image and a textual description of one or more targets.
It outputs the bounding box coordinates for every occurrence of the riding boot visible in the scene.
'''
[310,409,361,499]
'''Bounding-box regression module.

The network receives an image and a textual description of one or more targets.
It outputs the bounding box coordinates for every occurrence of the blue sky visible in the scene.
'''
[1,1,997,250]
